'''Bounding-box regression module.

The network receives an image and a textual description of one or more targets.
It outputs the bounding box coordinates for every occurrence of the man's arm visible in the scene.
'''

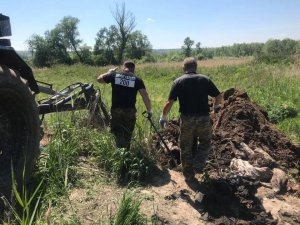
[139,89,152,112]
[97,67,118,83]
[162,100,174,116]
[214,94,222,105]
[159,100,174,128]
[213,93,222,112]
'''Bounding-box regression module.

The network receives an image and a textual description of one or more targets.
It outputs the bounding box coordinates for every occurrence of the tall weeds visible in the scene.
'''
[111,192,146,225]
[2,165,43,224]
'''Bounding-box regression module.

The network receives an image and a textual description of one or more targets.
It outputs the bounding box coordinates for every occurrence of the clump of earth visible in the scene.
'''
[150,88,300,224]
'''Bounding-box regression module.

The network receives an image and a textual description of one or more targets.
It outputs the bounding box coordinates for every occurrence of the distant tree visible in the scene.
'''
[297,41,300,54]
[170,53,184,62]
[112,2,136,63]
[181,37,194,57]
[94,9,152,64]
[57,16,83,62]
[250,43,264,56]
[27,34,51,67]
[94,27,109,55]
[94,25,119,64]
[27,16,85,66]
[263,39,283,55]
[79,45,93,64]
[195,42,202,54]
[194,42,205,60]
[281,38,298,55]
[45,28,71,64]
[125,30,152,59]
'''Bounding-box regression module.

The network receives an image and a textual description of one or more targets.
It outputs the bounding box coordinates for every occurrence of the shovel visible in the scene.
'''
[142,111,178,168]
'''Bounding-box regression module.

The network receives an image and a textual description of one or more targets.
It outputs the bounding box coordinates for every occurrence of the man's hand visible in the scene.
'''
[97,67,118,83]
[108,67,118,73]
[159,115,168,128]
[213,104,221,113]
[147,110,153,119]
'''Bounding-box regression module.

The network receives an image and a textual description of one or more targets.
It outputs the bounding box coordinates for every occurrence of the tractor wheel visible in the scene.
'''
[0,65,41,198]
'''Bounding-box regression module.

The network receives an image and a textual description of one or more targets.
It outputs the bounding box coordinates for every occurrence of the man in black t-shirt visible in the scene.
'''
[97,61,152,149]
[159,57,222,182]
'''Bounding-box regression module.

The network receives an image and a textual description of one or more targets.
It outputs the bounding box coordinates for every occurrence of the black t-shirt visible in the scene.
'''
[168,73,220,116]
[103,71,145,109]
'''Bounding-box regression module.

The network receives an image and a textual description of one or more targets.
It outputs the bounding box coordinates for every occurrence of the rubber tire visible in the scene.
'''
[0,65,40,198]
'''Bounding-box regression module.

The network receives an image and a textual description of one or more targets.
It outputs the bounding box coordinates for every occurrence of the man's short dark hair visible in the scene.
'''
[183,57,197,73]
[124,61,135,72]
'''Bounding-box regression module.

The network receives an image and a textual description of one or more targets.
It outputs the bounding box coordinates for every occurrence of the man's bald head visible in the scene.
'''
[183,57,197,73]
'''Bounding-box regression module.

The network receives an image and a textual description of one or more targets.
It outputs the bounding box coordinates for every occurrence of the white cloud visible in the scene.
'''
[146,18,154,22]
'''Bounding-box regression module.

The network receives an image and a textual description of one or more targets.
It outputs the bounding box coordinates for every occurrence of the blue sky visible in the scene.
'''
[2,0,300,50]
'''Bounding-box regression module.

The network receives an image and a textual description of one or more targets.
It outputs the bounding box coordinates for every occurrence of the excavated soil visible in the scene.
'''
[151,88,300,224]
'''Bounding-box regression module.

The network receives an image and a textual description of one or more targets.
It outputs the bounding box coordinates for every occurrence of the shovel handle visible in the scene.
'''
[142,111,178,167]
[142,111,170,152]
[142,111,150,119]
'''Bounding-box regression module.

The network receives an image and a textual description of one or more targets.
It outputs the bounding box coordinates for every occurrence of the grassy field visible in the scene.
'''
[34,57,300,142]
[3,57,299,224]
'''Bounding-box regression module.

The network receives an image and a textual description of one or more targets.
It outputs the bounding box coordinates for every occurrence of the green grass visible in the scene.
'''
[34,60,300,142]
[2,165,43,224]
[14,57,299,224]
[200,62,300,142]
[109,192,146,225]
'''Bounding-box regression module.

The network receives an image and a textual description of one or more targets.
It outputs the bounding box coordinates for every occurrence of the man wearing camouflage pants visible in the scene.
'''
[97,61,152,149]
[159,57,221,181]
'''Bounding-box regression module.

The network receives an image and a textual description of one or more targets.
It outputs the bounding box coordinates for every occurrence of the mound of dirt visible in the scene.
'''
[211,88,299,172]
[150,88,300,224]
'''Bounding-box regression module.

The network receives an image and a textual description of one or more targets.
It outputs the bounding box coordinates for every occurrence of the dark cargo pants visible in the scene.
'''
[180,115,212,173]
[110,108,136,149]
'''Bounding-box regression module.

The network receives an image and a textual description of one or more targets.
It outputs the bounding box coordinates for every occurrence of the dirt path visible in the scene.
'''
[49,159,300,224]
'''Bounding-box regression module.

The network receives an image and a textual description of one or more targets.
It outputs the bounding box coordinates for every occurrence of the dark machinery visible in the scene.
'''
[0,14,109,198]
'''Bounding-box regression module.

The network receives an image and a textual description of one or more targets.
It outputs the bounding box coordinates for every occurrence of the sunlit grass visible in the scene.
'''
[16,57,299,223]
[33,58,300,142]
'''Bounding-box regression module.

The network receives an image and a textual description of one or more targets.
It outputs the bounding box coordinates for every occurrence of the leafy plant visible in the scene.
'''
[37,116,80,200]
[112,192,146,225]
[254,53,294,64]
[111,148,152,184]
[267,102,298,123]
[2,164,43,225]
[92,132,153,185]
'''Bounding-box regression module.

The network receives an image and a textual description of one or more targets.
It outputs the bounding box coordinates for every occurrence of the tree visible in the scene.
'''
[281,38,297,55]
[202,48,214,59]
[45,28,71,64]
[263,39,283,55]
[182,37,194,57]
[27,16,84,66]
[195,42,202,54]
[112,2,136,63]
[194,42,205,60]
[125,30,152,59]
[79,45,93,64]
[297,41,300,54]
[95,4,152,64]
[94,25,119,64]
[27,34,51,67]
[57,16,83,62]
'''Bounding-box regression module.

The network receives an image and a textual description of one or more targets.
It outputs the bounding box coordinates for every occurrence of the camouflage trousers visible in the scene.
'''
[180,115,212,172]
[110,108,136,149]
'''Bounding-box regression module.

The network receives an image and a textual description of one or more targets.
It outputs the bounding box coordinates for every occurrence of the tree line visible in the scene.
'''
[27,4,300,67]
[180,37,300,60]
[27,3,152,67]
